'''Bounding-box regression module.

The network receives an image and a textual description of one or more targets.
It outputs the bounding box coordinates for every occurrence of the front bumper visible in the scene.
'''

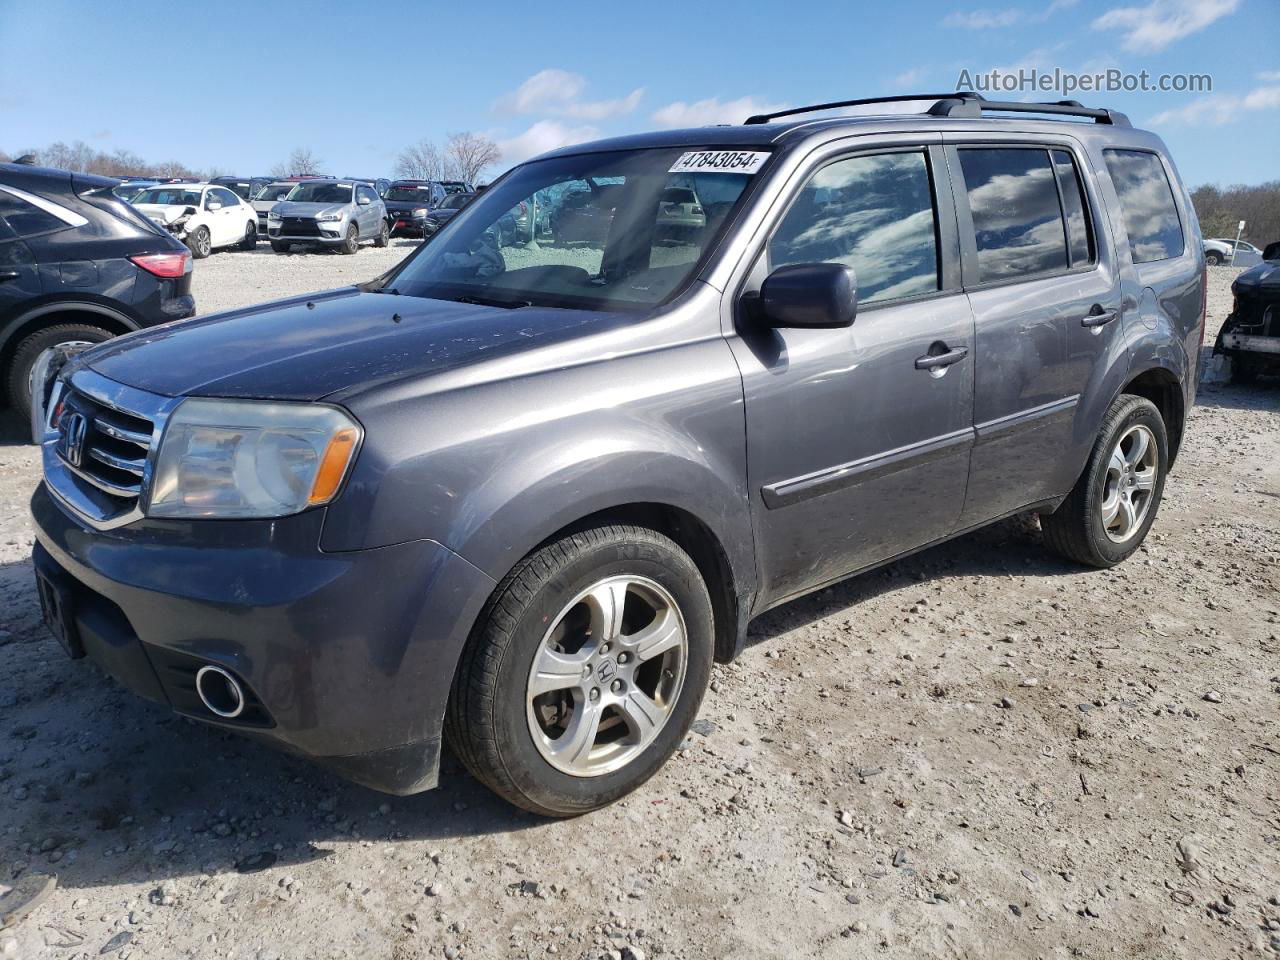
[267,219,347,245]
[29,484,496,794]
[389,216,429,237]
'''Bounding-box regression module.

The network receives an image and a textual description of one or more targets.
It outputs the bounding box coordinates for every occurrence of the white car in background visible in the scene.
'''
[1203,238,1263,267]
[132,182,258,258]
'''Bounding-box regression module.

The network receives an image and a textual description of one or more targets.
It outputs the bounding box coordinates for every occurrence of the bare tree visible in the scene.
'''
[271,147,324,178]
[394,140,444,181]
[443,132,499,184]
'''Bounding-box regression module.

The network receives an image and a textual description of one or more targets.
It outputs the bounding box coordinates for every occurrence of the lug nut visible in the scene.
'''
[616,652,628,664]
[599,643,611,654]
[589,688,600,702]
[610,679,623,693]
[582,664,592,677]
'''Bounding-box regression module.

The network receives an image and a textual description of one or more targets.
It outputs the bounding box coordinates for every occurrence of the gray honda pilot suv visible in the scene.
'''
[30,93,1205,816]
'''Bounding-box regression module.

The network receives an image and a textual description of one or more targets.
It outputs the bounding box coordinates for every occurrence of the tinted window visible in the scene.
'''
[769,151,939,305]
[958,148,1068,282]
[287,182,354,203]
[0,190,70,237]
[1104,149,1184,263]
[1052,150,1093,267]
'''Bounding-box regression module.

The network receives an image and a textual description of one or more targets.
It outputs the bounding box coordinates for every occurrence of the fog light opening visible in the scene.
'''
[195,665,245,719]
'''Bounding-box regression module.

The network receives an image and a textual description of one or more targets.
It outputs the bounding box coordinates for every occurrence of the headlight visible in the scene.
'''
[412,208,428,218]
[316,212,342,222]
[267,210,282,221]
[148,399,362,519]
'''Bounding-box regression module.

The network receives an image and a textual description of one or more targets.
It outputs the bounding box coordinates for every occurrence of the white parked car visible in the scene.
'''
[132,183,258,258]
[1203,238,1263,267]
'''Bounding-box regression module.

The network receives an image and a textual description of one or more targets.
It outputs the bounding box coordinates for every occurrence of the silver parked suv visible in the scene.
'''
[30,93,1205,816]
[267,179,389,254]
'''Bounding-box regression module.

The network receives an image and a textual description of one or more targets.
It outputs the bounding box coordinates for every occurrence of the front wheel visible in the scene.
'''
[446,525,714,816]
[1205,250,1224,266]
[239,221,257,251]
[187,226,212,259]
[339,224,359,255]
[374,222,390,248]
[1041,394,1167,568]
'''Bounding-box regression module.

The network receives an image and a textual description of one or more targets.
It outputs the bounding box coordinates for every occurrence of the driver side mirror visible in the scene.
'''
[760,262,858,328]
[206,201,222,211]
[357,195,372,206]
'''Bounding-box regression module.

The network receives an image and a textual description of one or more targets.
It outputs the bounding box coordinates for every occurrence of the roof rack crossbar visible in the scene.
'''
[744,92,1131,128]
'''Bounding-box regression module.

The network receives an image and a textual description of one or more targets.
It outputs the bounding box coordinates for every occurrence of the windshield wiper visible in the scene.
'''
[449,294,533,310]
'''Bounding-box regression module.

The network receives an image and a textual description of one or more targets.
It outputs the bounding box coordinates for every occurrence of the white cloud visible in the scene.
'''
[495,120,600,166]
[1148,82,1280,127]
[894,67,929,87]
[945,8,1023,28]
[1092,0,1239,52]
[1256,70,1280,84]
[651,95,788,128]
[495,69,643,120]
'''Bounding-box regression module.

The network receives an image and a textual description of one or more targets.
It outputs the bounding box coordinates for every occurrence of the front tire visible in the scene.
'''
[339,224,359,255]
[1041,395,1168,568]
[446,525,714,817]
[374,222,390,248]
[7,323,113,423]
[270,241,290,254]
[239,221,257,251]
[187,226,212,259]
[1205,250,1223,266]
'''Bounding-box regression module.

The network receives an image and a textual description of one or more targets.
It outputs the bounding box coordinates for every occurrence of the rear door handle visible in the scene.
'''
[915,345,969,370]
[0,270,21,282]
[1081,306,1118,327]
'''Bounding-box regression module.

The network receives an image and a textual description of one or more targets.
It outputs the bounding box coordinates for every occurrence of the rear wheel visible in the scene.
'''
[7,323,113,423]
[1041,394,1167,568]
[339,224,359,255]
[187,226,211,259]
[446,525,714,816]
[238,221,257,251]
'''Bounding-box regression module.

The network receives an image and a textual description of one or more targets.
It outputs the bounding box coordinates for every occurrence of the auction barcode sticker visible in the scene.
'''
[668,151,770,175]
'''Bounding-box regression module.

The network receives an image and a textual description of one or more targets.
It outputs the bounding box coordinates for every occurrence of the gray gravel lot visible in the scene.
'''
[0,261,1276,959]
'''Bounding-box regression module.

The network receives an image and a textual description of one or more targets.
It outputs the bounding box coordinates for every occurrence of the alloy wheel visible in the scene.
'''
[1100,423,1158,543]
[526,575,688,777]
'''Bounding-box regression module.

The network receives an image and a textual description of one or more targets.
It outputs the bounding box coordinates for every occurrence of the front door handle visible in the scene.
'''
[1081,305,1118,327]
[0,270,20,282]
[915,345,969,370]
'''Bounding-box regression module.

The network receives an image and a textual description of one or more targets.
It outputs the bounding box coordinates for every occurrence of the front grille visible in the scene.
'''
[41,369,172,530]
[279,216,322,236]
[57,388,154,508]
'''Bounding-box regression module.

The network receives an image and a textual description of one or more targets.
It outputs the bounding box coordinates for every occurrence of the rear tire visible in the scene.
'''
[1041,394,1167,568]
[187,226,211,259]
[339,224,359,255]
[238,221,257,251]
[446,525,714,817]
[7,323,113,423]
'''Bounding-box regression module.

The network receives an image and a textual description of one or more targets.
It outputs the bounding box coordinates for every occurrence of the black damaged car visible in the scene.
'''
[1215,240,1280,383]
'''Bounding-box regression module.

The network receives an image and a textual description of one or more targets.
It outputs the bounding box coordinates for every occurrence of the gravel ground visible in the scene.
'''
[0,261,1277,960]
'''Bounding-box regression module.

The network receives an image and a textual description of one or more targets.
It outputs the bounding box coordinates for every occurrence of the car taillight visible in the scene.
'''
[129,251,191,278]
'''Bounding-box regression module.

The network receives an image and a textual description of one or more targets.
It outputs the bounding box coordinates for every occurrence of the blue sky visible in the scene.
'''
[0,0,1272,187]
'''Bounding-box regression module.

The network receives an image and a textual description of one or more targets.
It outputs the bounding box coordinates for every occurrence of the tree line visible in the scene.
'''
[1190,182,1280,247]
[1,131,502,186]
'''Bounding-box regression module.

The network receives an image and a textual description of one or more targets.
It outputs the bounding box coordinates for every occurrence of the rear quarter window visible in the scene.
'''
[1103,149,1185,263]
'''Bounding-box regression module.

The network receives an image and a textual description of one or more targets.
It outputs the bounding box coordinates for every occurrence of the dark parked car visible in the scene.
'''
[211,176,272,201]
[345,177,391,197]
[420,191,474,237]
[29,93,1203,817]
[383,181,439,238]
[1214,240,1280,382]
[0,162,193,422]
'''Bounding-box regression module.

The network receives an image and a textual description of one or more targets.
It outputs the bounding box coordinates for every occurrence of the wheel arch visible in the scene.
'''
[1,301,138,386]
[1120,364,1186,466]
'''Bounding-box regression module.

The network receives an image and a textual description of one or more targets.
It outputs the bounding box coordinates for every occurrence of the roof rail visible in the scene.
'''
[744,92,1130,127]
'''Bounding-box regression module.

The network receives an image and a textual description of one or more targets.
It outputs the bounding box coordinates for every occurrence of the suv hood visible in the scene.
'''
[1233,260,1280,295]
[271,200,350,218]
[80,288,631,401]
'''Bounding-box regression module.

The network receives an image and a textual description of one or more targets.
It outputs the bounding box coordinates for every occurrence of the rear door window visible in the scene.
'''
[1103,149,1184,263]
[957,148,1069,282]
[768,150,940,305]
[0,189,72,237]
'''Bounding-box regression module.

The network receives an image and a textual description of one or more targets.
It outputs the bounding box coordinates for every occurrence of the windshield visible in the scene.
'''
[255,184,294,202]
[386,148,761,311]
[134,188,201,206]
[286,182,353,204]
[385,185,432,202]
[440,193,472,210]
